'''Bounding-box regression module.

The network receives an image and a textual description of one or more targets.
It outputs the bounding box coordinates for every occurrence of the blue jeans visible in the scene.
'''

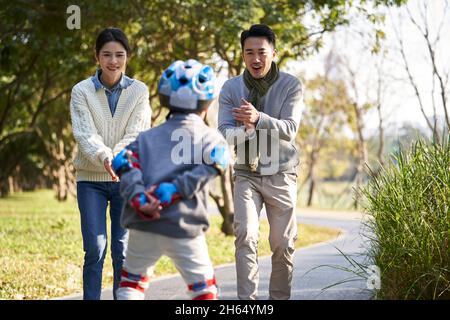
[77,181,128,300]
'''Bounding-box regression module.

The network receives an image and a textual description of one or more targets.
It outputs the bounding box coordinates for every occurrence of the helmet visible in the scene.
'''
[158,59,218,113]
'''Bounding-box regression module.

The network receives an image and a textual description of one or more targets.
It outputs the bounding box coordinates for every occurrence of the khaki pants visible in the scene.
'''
[233,172,298,300]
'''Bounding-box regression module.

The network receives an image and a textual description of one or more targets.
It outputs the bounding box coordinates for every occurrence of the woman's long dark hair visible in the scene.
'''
[95,27,130,56]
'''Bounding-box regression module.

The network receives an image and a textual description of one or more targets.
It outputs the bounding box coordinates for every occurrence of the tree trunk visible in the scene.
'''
[219,169,234,235]
[305,147,319,207]
[354,135,367,210]
[8,176,15,195]
[209,169,234,236]
[50,139,77,201]
[54,164,68,201]
[307,177,316,207]
[353,103,368,210]
[205,101,235,235]
[376,62,385,169]
[0,179,9,197]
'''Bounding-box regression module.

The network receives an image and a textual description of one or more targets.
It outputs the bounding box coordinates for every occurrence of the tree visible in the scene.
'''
[0,0,134,198]
[390,0,450,142]
[124,0,362,232]
[298,50,354,207]
[0,0,409,233]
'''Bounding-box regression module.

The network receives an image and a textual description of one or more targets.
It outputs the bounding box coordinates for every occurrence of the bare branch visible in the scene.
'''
[433,1,448,45]
[390,9,435,133]
[404,1,449,127]
[0,129,35,150]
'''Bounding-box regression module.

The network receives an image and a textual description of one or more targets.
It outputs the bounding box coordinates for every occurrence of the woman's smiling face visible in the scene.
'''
[96,41,127,80]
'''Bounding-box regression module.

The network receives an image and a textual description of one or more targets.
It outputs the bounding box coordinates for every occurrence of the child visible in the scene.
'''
[112,59,230,300]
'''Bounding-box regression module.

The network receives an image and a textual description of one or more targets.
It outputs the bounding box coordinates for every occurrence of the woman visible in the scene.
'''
[70,28,151,300]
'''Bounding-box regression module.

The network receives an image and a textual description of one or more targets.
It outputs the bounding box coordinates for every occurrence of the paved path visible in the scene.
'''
[59,208,374,300]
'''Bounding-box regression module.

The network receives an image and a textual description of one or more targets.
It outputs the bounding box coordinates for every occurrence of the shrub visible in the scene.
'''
[361,138,450,299]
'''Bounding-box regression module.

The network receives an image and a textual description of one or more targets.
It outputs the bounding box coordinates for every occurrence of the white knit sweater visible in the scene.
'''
[70,77,152,182]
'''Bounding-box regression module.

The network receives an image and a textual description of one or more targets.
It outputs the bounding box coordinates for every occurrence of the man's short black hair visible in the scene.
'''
[240,24,276,49]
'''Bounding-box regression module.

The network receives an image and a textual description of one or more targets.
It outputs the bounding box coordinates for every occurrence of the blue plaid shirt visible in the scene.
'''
[91,69,134,116]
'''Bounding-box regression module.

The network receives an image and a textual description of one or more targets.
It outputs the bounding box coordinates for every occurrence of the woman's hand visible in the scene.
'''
[104,158,119,182]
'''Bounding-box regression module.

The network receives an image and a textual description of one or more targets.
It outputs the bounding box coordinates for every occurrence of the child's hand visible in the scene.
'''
[139,188,162,220]
[154,182,181,206]
[130,188,162,221]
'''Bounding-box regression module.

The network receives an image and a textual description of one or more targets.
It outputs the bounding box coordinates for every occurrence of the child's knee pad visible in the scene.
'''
[116,268,150,300]
[188,276,218,300]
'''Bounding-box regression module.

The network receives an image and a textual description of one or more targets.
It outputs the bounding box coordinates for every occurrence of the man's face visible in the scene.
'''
[242,37,276,79]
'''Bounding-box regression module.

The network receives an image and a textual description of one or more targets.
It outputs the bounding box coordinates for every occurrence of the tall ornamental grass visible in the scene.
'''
[361,138,450,299]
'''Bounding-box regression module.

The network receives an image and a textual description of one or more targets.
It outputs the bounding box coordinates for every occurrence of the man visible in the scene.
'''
[218,24,304,300]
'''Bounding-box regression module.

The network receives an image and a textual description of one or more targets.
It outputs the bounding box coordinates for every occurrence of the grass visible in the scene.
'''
[361,138,450,299]
[0,189,340,300]
[298,181,357,211]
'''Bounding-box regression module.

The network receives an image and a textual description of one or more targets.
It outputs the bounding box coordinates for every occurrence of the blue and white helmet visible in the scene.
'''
[158,59,218,112]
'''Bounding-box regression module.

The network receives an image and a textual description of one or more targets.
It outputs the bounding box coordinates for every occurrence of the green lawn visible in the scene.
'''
[0,189,340,300]
[298,181,358,210]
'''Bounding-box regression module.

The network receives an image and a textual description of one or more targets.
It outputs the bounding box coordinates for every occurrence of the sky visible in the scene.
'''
[285,0,449,137]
